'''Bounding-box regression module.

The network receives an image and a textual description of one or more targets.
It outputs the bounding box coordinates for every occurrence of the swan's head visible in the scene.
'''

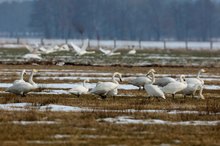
[22,69,27,75]
[84,79,90,83]
[180,75,186,81]
[33,69,38,73]
[200,69,206,73]
[146,69,156,76]
[113,72,122,82]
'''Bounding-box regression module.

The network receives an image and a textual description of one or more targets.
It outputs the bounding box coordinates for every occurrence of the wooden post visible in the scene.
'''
[163,40,166,50]
[210,41,213,50]
[185,40,188,50]
[114,39,116,48]
[139,39,141,49]
[41,38,44,45]
[17,37,20,44]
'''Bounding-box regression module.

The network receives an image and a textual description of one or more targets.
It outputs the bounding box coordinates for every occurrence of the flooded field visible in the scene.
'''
[0,64,219,146]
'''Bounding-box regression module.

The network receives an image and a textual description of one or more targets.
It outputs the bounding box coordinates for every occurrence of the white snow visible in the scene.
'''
[98,116,220,126]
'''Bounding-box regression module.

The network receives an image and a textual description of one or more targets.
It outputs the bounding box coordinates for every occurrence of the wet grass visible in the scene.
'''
[0,64,219,146]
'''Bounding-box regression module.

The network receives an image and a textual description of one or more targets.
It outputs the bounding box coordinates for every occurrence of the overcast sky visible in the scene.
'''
[0,0,32,3]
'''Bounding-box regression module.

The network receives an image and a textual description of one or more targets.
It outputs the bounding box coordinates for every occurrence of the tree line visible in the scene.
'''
[1,0,220,41]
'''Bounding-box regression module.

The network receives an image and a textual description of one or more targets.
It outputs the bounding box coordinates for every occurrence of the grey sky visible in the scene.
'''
[0,0,32,3]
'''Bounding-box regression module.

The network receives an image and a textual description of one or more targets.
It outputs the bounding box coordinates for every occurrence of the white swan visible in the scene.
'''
[6,69,38,96]
[128,49,136,55]
[162,75,187,98]
[70,39,95,56]
[13,69,26,84]
[128,69,155,90]
[144,70,166,99]
[99,47,121,56]
[89,72,122,98]
[22,53,42,60]
[68,79,90,96]
[154,77,176,87]
[185,69,205,87]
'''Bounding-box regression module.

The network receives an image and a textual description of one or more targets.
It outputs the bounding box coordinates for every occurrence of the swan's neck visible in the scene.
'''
[150,72,155,84]
[83,80,88,88]
[20,70,25,80]
[112,74,119,84]
[28,71,35,85]
[196,71,201,79]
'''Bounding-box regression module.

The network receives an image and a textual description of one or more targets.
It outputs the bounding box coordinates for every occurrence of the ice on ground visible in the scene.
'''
[98,116,220,126]
[11,121,58,125]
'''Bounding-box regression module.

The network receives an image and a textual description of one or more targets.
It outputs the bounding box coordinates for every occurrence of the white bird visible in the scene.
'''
[144,70,166,99]
[99,47,121,56]
[162,75,187,98]
[185,69,206,87]
[13,69,26,84]
[6,69,38,96]
[68,79,90,97]
[22,53,42,60]
[70,39,95,56]
[128,69,155,90]
[154,77,176,87]
[89,72,122,99]
[128,49,136,55]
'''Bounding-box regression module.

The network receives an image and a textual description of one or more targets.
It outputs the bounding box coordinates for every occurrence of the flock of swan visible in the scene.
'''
[5,68,205,100]
[22,39,136,60]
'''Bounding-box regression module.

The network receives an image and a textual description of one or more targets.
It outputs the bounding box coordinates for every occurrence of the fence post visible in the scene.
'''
[17,37,20,44]
[41,38,44,45]
[163,40,166,50]
[210,41,213,50]
[114,39,116,48]
[139,39,141,49]
[88,39,90,48]
[185,40,188,50]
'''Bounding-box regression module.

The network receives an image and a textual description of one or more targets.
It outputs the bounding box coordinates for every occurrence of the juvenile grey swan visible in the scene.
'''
[128,69,155,90]
[89,72,122,99]
[162,75,187,99]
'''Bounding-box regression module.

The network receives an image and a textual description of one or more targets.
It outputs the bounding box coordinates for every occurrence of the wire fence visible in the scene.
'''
[0,38,220,50]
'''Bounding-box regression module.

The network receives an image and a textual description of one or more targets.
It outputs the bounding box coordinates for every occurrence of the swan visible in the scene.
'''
[185,69,205,87]
[70,39,95,56]
[99,47,121,56]
[128,69,155,90]
[162,75,187,98]
[6,69,38,96]
[154,77,176,87]
[127,49,136,55]
[89,72,122,98]
[13,69,26,84]
[68,79,90,97]
[22,53,42,60]
[144,70,166,99]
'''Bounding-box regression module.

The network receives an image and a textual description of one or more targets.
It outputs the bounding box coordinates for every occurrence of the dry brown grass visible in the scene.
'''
[0,64,219,146]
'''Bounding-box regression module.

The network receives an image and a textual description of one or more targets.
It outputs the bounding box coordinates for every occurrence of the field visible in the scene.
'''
[0,48,219,146]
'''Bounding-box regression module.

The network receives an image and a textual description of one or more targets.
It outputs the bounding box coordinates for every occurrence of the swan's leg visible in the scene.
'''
[172,94,175,99]
[139,87,141,90]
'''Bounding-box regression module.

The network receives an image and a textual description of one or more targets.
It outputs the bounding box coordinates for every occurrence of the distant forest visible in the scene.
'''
[1,0,220,41]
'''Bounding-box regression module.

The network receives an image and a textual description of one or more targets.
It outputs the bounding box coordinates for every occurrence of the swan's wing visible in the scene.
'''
[99,47,111,55]
[90,82,118,95]
[70,42,82,53]
[25,45,34,52]
[81,39,89,51]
